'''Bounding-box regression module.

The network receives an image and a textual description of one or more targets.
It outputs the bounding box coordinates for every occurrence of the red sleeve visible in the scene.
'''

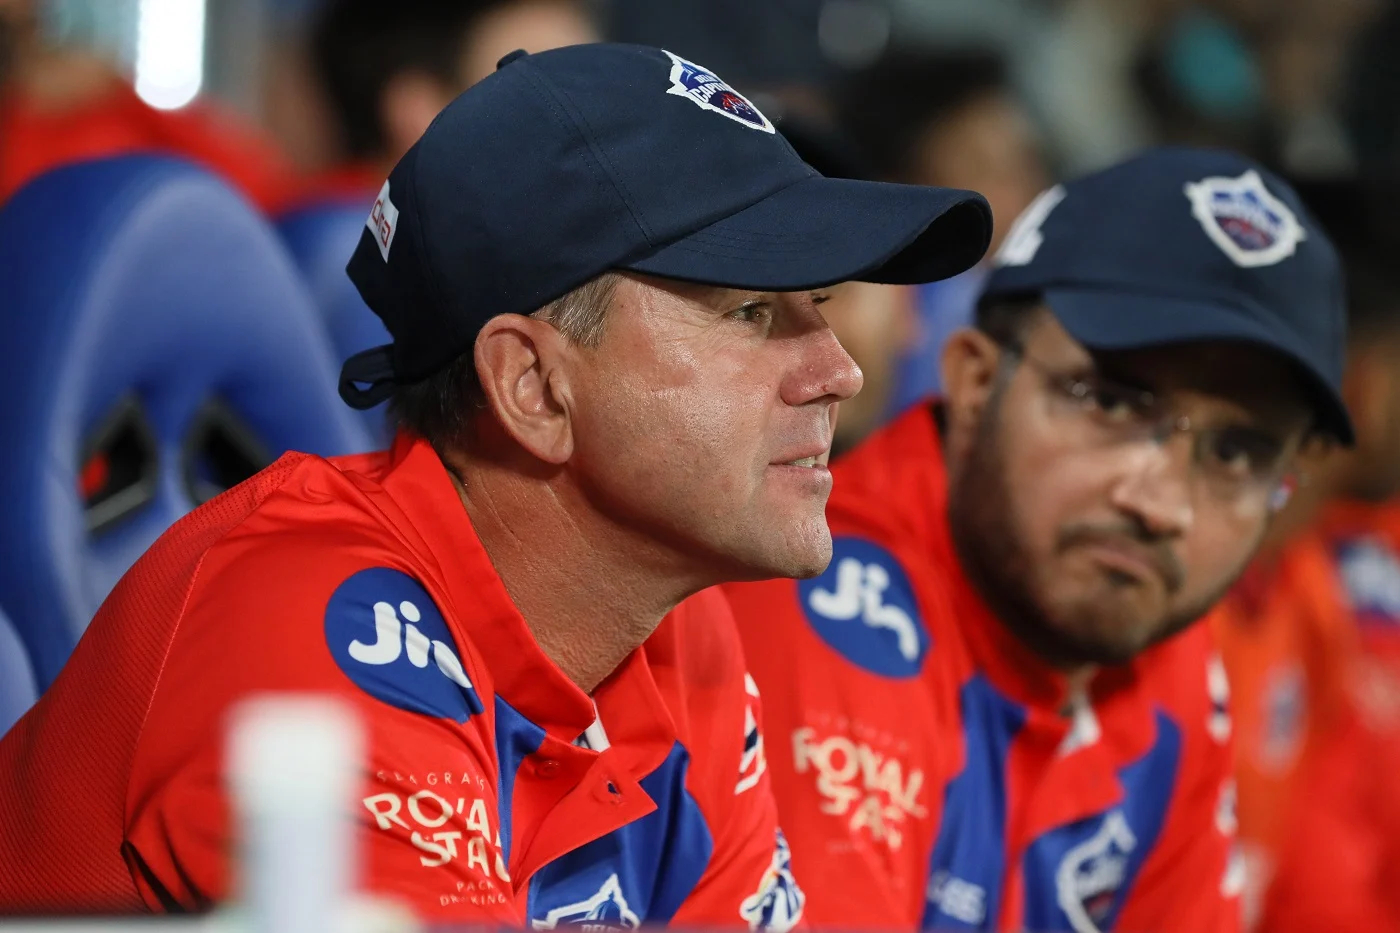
[723,543,945,931]
[1258,599,1400,933]
[121,536,521,923]
[668,594,806,931]
[1116,648,1242,933]
[671,714,806,930]
[1260,709,1400,933]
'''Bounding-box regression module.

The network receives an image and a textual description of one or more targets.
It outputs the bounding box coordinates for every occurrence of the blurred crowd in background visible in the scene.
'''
[9,0,1400,443]
[7,0,1400,930]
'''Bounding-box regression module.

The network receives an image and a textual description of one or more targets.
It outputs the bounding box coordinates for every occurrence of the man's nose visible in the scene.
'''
[782,326,864,406]
[1108,437,1196,538]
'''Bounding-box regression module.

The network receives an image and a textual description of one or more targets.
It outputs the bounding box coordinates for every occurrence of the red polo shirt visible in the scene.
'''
[726,404,1241,931]
[0,435,802,928]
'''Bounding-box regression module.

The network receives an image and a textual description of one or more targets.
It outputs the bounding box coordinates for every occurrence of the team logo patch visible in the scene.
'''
[1184,169,1306,268]
[736,673,768,795]
[1336,538,1400,623]
[662,50,774,133]
[798,537,929,678]
[739,831,804,931]
[532,873,640,930]
[366,179,399,262]
[1260,664,1306,771]
[1216,778,1238,838]
[792,721,927,853]
[324,568,484,722]
[1206,652,1232,743]
[995,184,1066,267]
[1055,810,1137,933]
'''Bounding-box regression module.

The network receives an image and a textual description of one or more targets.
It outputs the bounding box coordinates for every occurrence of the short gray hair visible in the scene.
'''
[388,272,621,450]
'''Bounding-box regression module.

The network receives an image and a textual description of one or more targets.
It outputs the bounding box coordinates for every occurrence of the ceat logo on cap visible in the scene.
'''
[1184,169,1306,268]
[663,50,774,134]
[367,179,400,262]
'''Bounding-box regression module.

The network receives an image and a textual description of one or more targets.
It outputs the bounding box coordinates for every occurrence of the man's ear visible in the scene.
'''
[940,326,1004,429]
[474,315,574,464]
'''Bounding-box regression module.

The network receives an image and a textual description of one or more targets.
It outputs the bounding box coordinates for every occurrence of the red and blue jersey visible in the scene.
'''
[725,404,1241,931]
[0,434,802,928]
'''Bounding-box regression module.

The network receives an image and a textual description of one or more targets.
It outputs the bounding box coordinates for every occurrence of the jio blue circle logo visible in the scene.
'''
[797,537,929,678]
[324,568,484,722]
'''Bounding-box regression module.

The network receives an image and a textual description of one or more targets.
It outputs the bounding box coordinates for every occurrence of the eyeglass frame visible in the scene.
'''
[994,337,1309,513]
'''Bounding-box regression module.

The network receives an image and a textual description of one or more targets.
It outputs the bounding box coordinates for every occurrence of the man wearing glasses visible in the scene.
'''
[726,148,1349,933]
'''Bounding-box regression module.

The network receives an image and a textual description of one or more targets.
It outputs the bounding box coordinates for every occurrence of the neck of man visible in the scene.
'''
[444,449,709,696]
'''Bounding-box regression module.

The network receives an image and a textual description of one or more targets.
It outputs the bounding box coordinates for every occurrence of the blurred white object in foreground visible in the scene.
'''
[3,693,415,933]
[227,694,363,933]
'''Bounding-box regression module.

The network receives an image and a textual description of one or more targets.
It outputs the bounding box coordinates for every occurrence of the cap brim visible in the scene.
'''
[1044,286,1355,445]
[622,175,992,290]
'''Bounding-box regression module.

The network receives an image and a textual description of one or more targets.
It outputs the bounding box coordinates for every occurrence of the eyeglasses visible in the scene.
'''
[1002,343,1303,511]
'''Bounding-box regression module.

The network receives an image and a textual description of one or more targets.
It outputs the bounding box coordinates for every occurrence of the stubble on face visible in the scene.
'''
[564,276,846,586]
[945,385,1242,671]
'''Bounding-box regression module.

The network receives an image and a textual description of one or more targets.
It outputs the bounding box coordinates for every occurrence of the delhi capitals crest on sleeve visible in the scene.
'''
[1183,169,1306,268]
[798,536,929,678]
[532,874,640,930]
[662,50,775,133]
[324,567,484,722]
[740,830,805,931]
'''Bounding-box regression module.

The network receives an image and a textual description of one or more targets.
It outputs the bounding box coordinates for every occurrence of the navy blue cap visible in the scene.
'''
[339,43,992,409]
[983,147,1353,444]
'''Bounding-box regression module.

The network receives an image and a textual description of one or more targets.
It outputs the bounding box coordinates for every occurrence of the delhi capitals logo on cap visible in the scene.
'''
[1184,169,1306,268]
[663,50,774,133]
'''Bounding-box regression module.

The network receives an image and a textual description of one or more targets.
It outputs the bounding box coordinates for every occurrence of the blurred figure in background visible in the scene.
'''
[821,279,918,456]
[838,47,1050,414]
[729,148,1345,931]
[0,0,297,210]
[1211,177,1400,933]
[307,0,598,199]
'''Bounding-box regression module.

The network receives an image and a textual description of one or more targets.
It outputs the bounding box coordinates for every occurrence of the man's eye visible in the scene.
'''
[1090,385,1138,421]
[1206,429,1283,478]
[730,301,772,325]
[1072,378,1144,424]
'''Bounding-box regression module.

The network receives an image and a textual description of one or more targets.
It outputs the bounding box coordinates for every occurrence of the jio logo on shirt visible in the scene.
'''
[798,537,929,678]
[324,567,484,722]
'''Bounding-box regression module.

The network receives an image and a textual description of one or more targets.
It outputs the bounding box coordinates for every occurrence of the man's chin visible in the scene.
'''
[723,528,833,583]
[1042,609,1167,668]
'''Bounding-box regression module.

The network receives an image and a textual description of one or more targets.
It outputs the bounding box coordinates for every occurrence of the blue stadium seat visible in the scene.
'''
[279,197,393,446]
[0,156,375,687]
[0,606,37,739]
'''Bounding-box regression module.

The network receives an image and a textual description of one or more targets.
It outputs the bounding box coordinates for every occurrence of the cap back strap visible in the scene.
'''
[338,345,397,410]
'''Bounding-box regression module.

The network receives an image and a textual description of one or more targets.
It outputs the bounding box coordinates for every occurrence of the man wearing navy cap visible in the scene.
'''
[728,147,1348,932]
[0,44,991,922]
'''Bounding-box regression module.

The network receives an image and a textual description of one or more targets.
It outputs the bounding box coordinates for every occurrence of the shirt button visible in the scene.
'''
[535,759,561,779]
